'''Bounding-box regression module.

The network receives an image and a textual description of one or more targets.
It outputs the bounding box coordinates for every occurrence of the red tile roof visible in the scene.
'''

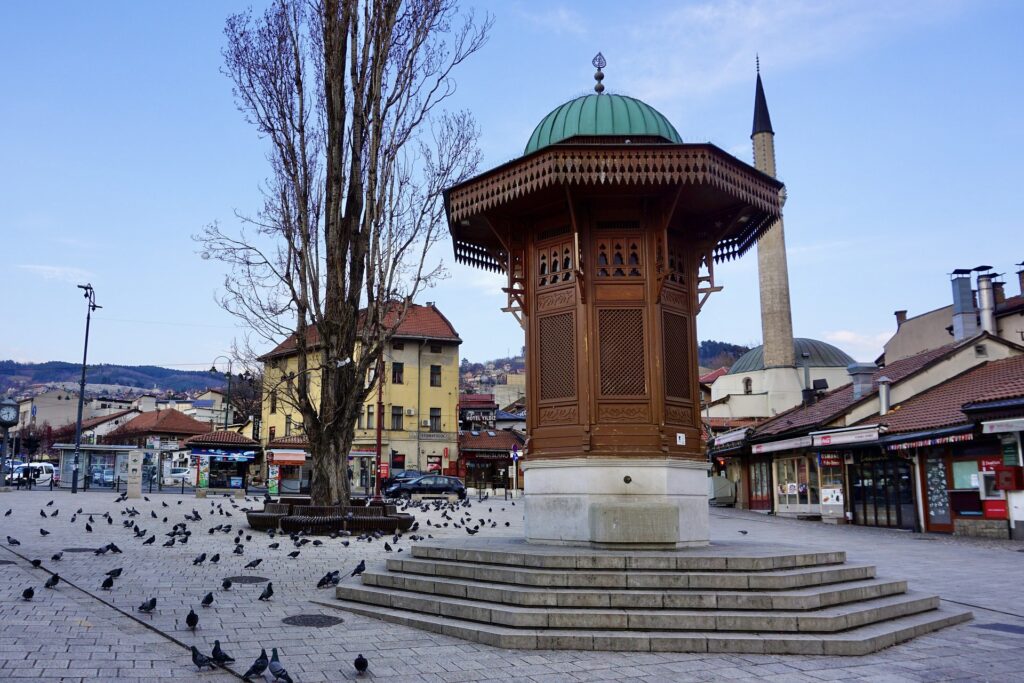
[858,354,1024,434]
[699,367,730,384]
[459,429,524,451]
[259,303,461,360]
[185,430,260,447]
[266,435,310,449]
[108,409,214,438]
[52,409,139,438]
[753,342,959,439]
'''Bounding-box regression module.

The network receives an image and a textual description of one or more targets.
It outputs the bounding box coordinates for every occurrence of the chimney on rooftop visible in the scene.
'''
[894,310,907,328]
[877,376,892,416]
[977,273,997,335]
[993,280,1006,305]
[1017,264,1024,297]
[847,362,876,401]
[950,270,979,340]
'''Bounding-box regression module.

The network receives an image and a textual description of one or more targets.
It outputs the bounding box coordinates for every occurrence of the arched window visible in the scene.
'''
[743,377,753,395]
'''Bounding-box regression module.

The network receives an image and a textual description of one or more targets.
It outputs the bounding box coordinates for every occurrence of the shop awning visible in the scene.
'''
[809,426,882,448]
[751,435,812,455]
[981,418,1024,435]
[268,451,306,465]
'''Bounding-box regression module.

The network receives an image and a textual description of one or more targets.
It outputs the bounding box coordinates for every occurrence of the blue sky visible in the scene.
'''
[3,0,1022,369]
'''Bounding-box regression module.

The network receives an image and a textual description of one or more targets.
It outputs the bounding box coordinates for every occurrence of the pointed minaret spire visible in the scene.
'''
[751,61,795,369]
[752,59,774,137]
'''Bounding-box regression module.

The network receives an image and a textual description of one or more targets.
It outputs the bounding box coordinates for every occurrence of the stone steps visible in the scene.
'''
[388,557,876,590]
[332,539,971,654]
[325,597,972,656]
[336,583,939,633]
[361,570,909,610]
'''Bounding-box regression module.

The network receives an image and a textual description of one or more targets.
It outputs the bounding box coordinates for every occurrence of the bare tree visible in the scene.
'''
[197,0,489,504]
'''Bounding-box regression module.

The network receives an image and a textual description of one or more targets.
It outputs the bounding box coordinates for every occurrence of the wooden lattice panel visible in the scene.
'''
[598,308,646,396]
[662,311,691,400]
[538,312,576,401]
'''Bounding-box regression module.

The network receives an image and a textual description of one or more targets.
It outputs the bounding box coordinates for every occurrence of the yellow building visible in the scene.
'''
[258,303,462,493]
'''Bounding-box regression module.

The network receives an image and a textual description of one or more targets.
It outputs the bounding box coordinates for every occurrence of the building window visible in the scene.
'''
[269,390,277,414]
[357,409,363,429]
[392,362,404,384]
[743,377,753,395]
[285,415,292,436]
[429,407,441,432]
[391,406,404,431]
[268,426,276,441]
[430,365,442,387]
[366,405,374,430]
[392,341,405,350]
[430,343,442,353]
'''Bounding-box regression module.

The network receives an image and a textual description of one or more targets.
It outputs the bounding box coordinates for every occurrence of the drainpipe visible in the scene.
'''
[877,377,892,416]
[977,273,997,335]
[417,339,425,473]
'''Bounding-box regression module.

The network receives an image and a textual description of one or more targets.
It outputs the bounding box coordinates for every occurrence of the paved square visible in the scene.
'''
[1,489,1022,682]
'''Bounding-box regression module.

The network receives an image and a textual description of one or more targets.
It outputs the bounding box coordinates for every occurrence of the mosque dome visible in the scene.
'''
[524,93,682,155]
[728,338,855,375]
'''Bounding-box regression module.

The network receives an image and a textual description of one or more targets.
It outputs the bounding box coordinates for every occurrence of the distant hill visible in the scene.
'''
[0,360,226,395]
[698,340,751,370]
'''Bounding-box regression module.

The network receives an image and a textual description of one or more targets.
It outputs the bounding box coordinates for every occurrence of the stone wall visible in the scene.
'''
[953,518,1009,539]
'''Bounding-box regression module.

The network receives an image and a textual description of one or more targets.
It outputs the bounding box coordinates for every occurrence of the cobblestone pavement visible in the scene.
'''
[1,489,1022,682]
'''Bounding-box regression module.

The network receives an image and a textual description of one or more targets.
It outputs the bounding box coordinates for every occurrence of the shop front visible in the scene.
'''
[54,443,136,490]
[266,436,310,495]
[848,449,915,530]
[911,432,1010,537]
[750,435,815,516]
[979,417,1024,540]
[458,430,524,491]
[348,447,378,494]
[186,431,261,497]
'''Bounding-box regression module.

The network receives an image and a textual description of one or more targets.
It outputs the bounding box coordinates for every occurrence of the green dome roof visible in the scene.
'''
[728,339,856,375]
[524,94,682,155]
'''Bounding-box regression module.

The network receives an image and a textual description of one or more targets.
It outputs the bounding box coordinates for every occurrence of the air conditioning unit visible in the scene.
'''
[421,420,431,428]
[405,408,415,416]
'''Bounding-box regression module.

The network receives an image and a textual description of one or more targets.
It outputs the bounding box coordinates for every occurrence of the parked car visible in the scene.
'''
[162,467,195,486]
[382,469,422,489]
[5,462,56,486]
[385,475,466,500]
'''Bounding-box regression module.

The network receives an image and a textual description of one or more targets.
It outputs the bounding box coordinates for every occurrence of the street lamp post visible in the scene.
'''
[71,284,101,494]
[0,397,18,488]
[209,357,233,429]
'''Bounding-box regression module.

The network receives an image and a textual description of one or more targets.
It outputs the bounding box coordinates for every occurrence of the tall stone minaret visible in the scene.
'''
[752,65,795,368]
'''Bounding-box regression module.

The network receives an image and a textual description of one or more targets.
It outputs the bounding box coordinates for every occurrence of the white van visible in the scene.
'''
[6,462,56,486]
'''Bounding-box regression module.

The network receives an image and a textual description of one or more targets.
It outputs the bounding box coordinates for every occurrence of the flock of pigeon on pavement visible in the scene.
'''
[4,490,516,680]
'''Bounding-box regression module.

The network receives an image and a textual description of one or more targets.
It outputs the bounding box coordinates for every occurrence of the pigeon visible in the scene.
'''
[287,551,300,559]
[268,542,280,550]
[268,648,293,683]
[258,582,274,601]
[137,597,157,613]
[101,576,114,590]
[244,559,262,570]
[40,510,47,518]
[242,648,268,680]
[30,559,42,568]
[22,587,34,601]
[7,536,20,546]
[221,578,233,591]
[351,560,366,577]
[354,653,369,675]
[384,542,393,552]
[143,535,155,545]
[209,553,220,564]
[466,527,479,535]
[4,509,10,516]
[193,553,207,565]
[50,552,63,562]
[162,539,175,548]
[85,523,93,532]
[50,509,58,517]
[233,544,245,555]
[190,646,215,671]
[106,568,124,578]
[185,608,199,631]
[211,639,235,664]
[44,574,60,589]
[201,591,215,607]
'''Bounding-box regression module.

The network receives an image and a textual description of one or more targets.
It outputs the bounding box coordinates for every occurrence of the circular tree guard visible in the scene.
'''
[282,614,345,628]
[224,575,270,584]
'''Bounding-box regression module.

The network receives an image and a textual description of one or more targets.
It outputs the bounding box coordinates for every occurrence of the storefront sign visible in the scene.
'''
[1002,435,1020,466]
[982,418,1024,435]
[348,448,376,461]
[267,465,279,495]
[197,458,210,488]
[979,456,1002,472]
[752,436,812,454]
[191,447,257,459]
[812,427,879,448]
[713,428,749,447]
[818,453,843,467]
[379,463,389,478]
[821,487,844,505]
[887,432,974,451]
[268,450,306,465]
